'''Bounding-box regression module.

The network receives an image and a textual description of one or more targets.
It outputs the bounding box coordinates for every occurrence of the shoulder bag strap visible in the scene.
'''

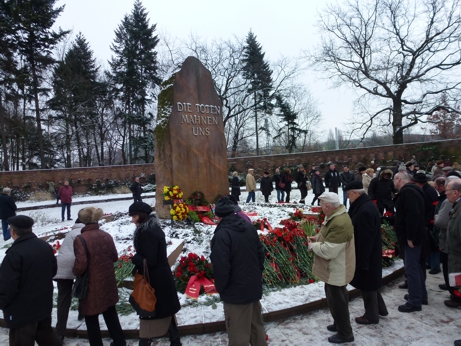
[77,235,89,261]
[142,258,151,285]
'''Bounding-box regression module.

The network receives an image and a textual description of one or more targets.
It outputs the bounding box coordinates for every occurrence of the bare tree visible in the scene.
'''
[307,0,461,144]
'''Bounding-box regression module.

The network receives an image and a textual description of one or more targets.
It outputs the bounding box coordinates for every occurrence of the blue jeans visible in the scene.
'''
[404,244,427,307]
[426,251,441,271]
[246,191,255,203]
[342,190,348,207]
[1,219,10,240]
[277,189,285,202]
[61,203,72,221]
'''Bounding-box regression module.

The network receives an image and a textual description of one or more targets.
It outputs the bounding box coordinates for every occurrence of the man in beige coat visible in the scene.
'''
[309,192,356,344]
[246,169,257,203]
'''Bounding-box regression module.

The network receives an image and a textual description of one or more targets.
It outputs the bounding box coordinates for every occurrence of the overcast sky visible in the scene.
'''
[54,0,358,137]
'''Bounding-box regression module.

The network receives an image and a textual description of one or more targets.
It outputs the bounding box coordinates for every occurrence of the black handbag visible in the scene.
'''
[72,235,90,299]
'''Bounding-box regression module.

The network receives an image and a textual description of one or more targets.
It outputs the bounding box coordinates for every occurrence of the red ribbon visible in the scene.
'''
[198,214,217,225]
[185,275,217,299]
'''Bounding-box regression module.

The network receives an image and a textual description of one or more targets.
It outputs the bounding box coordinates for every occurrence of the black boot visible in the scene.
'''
[168,318,182,346]
[138,338,151,346]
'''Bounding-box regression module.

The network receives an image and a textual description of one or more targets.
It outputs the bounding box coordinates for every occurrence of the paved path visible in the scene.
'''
[0,269,458,345]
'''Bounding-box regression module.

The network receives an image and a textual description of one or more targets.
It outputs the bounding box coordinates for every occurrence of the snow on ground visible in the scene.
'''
[0,186,373,338]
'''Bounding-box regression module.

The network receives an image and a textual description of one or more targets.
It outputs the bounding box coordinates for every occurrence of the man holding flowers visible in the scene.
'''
[308,192,356,344]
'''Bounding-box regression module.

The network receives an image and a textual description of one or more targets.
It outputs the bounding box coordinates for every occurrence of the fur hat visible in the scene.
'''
[8,215,34,230]
[128,202,153,215]
[411,173,428,183]
[358,166,366,172]
[344,181,363,191]
[405,161,413,168]
[78,207,103,225]
[215,196,235,217]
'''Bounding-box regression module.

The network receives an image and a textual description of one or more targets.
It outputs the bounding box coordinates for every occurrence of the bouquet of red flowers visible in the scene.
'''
[174,253,214,294]
[114,252,134,285]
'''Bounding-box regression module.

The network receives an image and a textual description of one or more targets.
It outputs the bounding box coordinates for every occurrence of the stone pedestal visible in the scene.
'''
[154,57,229,219]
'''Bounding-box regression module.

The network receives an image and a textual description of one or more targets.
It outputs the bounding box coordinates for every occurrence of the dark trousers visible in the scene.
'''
[285,191,291,203]
[133,194,142,202]
[328,186,338,194]
[324,283,353,339]
[299,187,308,201]
[441,251,450,288]
[263,194,269,203]
[361,290,388,323]
[404,244,427,307]
[2,219,10,240]
[56,279,81,337]
[9,316,62,346]
[311,194,321,205]
[61,203,71,221]
[84,305,126,346]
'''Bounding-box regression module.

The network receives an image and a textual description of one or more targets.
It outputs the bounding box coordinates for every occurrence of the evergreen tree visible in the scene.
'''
[1,0,68,168]
[48,33,99,167]
[274,94,305,153]
[242,30,273,155]
[109,0,160,164]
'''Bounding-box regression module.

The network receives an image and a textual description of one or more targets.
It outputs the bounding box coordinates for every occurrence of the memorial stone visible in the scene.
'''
[154,56,229,218]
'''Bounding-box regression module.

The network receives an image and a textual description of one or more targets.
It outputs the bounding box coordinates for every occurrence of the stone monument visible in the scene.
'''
[154,56,229,219]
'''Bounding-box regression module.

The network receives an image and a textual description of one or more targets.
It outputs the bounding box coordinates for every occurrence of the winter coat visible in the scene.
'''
[324,169,341,189]
[447,200,461,273]
[433,166,444,177]
[421,183,438,231]
[362,174,372,194]
[339,170,355,188]
[260,176,273,196]
[73,223,119,316]
[54,223,85,280]
[231,176,241,197]
[435,198,452,253]
[130,181,143,196]
[132,214,180,319]
[311,205,356,287]
[273,174,282,191]
[0,233,57,329]
[368,169,396,211]
[210,213,264,304]
[246,174,256,192]
[281,173,293,192]
[348,194,383,291]
[310,174,325,195]
[0,193,17,220]
[354,172,362,181]
[393,184,428,250]
[296,171,308,189]
[58,185,73,204]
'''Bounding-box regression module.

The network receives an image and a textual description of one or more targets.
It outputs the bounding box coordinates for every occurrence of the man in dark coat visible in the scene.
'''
[130,177,144,203]
[210,197,267,346]
[324,163,341,194]
[412,173,439,274]
[355,167,366,181]
[345,181,388,324]
[393,173,428,312]
[368,168,397,215]
[0,187,17,241]
[296,165,308,204]
[311,169,325,205]
[340,166,355,207]
[0,215,62,346]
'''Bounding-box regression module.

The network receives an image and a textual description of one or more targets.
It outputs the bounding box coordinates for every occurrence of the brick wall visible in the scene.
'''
[1,140,460,192]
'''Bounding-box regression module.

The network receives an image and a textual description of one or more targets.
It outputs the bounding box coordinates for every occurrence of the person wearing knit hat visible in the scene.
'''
[355,166,366,181]
[345,180,388,324]
[128,201,181,346]
[210,197,267,345]
[0,215,62,345]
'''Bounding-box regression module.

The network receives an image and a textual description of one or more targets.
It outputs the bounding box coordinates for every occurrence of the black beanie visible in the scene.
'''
[129,202,152,215]
[215,196,235,217]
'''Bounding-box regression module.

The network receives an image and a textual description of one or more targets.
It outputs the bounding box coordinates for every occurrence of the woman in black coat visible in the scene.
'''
[310,169,325,205]
[230,171,241,201]
[129,202,181,346]
[282,168,293,203]
[346,184,387,324]
[259,171,273,203]
[368,168,397,215]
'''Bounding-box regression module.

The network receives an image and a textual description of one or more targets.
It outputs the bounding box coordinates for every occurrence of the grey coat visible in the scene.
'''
[434,199,452,253]
[447,200,461,273]
[54,223,85,280]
